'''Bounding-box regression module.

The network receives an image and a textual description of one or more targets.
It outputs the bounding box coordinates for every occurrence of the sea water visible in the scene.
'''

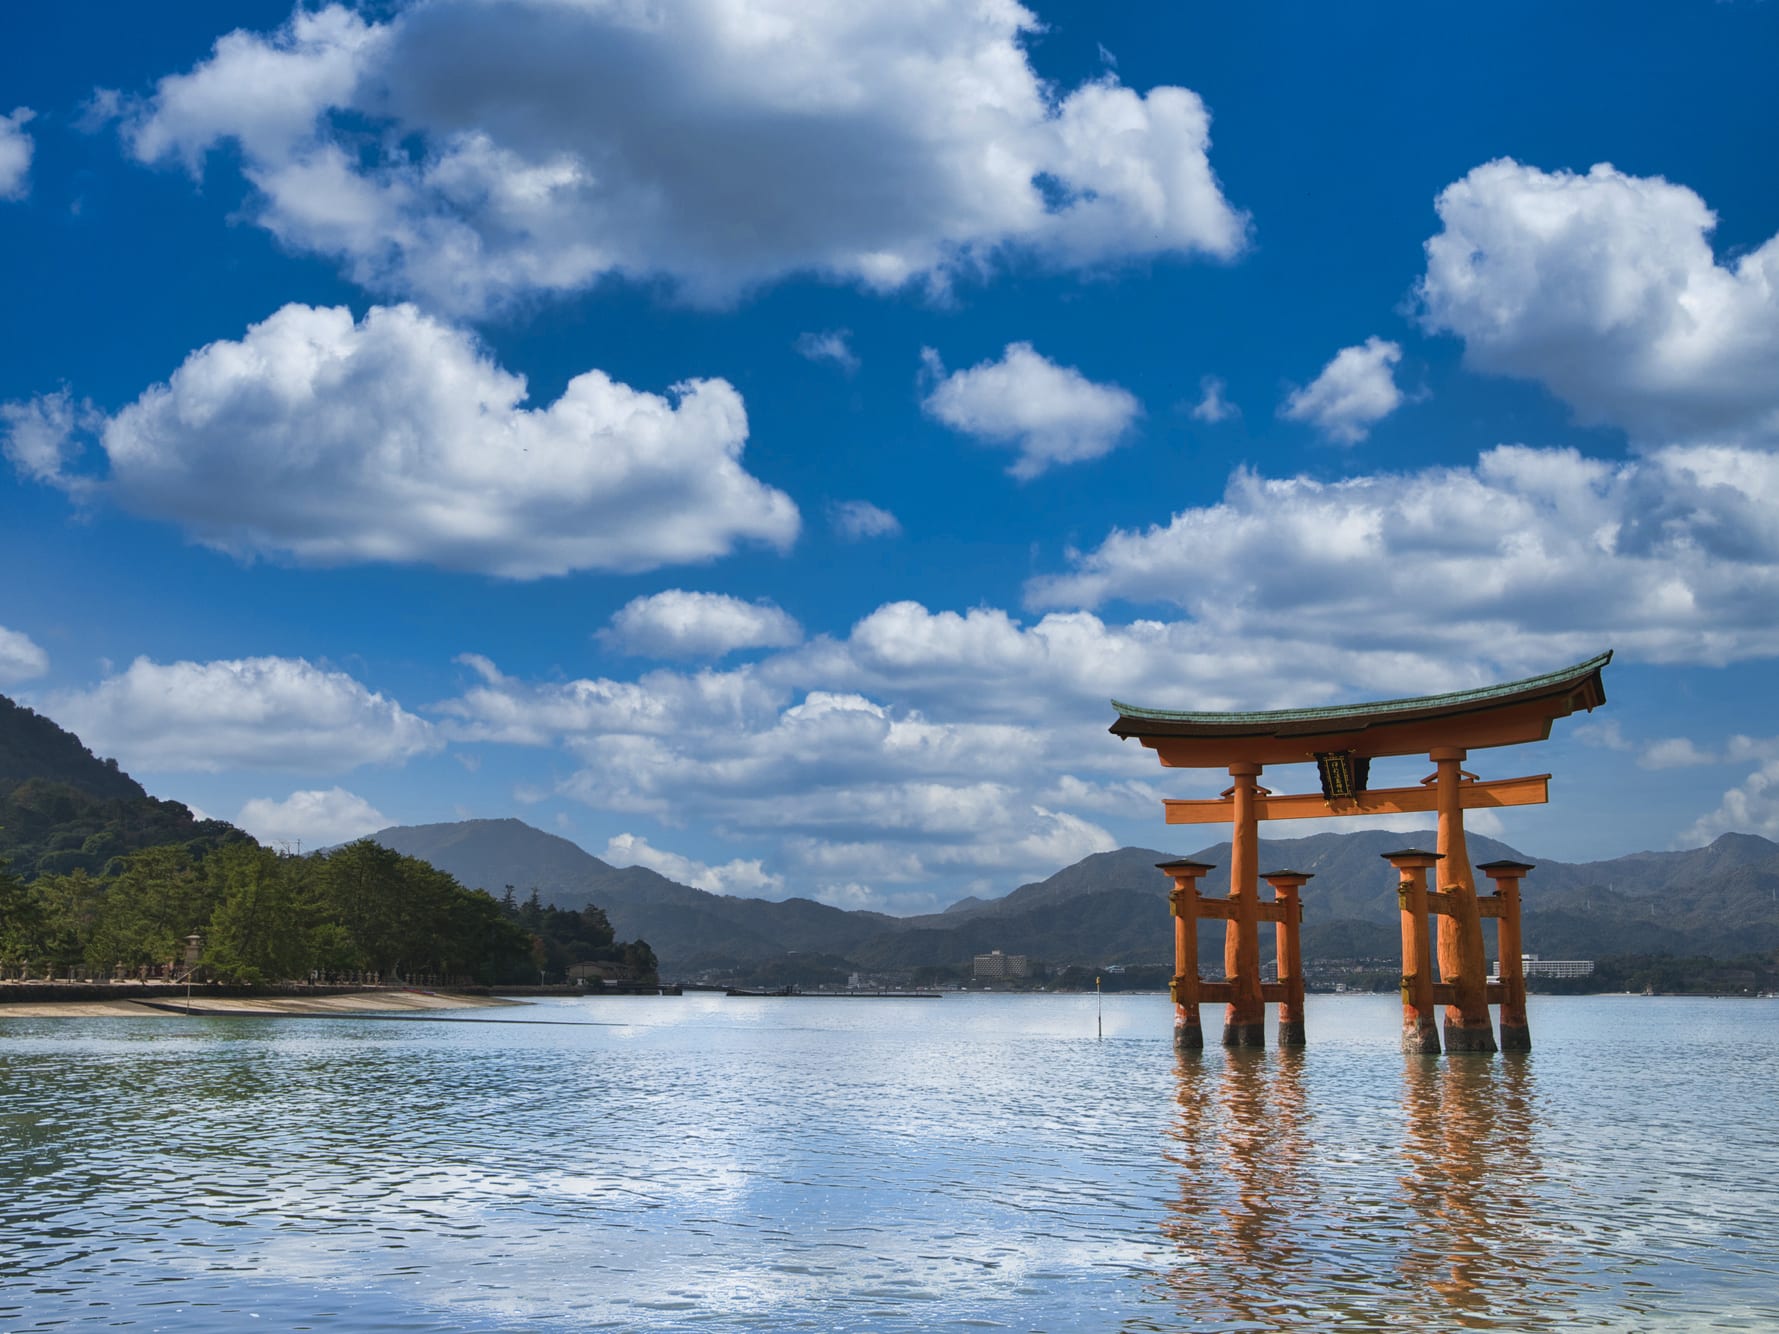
[2,994,1776,1332]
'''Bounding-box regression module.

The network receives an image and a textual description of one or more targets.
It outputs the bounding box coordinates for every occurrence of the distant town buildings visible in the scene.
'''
[973,950,1030,980]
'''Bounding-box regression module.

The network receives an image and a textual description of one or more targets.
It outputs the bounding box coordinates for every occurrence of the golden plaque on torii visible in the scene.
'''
[1111,651,1612,1055]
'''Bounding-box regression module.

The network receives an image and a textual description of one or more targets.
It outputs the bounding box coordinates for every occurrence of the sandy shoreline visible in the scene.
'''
[0,990,522,1019]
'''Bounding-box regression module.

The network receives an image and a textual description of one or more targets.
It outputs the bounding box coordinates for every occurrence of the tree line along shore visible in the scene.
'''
[0,838,657,990]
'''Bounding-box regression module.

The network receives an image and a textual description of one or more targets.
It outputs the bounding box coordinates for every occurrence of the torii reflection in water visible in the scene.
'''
[1155,1047,1591,1329]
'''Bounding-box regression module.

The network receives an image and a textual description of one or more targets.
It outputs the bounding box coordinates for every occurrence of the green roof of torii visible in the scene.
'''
[1111,651,1613,733]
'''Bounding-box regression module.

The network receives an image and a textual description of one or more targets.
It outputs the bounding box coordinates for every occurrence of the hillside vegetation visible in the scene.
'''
[0,695,655,987]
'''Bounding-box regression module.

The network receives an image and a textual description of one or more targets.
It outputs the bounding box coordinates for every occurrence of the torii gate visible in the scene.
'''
[1110,652,1611,1055]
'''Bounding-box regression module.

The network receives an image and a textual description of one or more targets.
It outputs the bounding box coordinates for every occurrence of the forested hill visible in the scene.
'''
[0,696,657,987]
[0,692,246,881]
[0,695,145,800]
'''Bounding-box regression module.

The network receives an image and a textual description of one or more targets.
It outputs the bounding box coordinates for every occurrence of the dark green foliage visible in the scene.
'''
[0,837,649,986]
[0,699,652,988]
[621,938,658,978]
[202,843,306,985]
[0,696,145,801]
[0,777,245,881]
[12,868,105,969]
[309,841,540,983]
[1300,918,1400,960]
[493,885,655,983]
[0,690,243,884]
[0,862,38,962]
[83,845,214,973]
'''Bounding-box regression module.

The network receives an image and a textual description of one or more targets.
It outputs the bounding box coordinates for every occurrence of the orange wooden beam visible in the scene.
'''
[1162,774,1549,825]
[1186,898,1291,923]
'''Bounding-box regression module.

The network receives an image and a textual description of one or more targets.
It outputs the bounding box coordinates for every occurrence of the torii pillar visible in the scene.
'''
[1386,848,1443,1054]
[1223,763,1267,1048]
[1159,858,1215,1049]
[1479,859,1534,1051]
[1431,747,1497,1052]
[1262,870,1310,1047]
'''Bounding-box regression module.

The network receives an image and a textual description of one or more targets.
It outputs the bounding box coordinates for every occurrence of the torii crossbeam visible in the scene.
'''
[1111,652,1611,1055]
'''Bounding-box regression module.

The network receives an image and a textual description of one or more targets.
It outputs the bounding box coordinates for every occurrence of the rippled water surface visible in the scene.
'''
[3,994,1776,1332]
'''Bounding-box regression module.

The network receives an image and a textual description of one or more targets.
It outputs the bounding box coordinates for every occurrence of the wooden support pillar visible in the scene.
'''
[1263,870,1311,1047]
[1479,859,1535,1051]
[1224,763,1267,1048]
[1158,859,1215,1050]
[1385,849,1442,1054]
[1430,747,1497,1053]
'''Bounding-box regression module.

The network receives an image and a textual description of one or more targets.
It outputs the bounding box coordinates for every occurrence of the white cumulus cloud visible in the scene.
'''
[1419,159,1779,444]
[603,832,783,897]
[0,625,49,685]
[795,330,859,375]
[922,342,1141,479]
[1191,375,1237,424]
[46,655,439,774]
[237,787,389,848]
[601,590,802,659]
[119,1,1247,314]
[0,390,95,489]
[1026,443,1779,668]
[1038,774,1168,815]
[773,599,1463,721]
[1684,760,1779,845]
[1639,734,1779,770]
[5,302,798,577]
[440,654,1122,898]
[829,500,902,541]
[1279,337,1405,444]
[442,653,781,747]
[1639,738,1718,769]
[0,107,34,200]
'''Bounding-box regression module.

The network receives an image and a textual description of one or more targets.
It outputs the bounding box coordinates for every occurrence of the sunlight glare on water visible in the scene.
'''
[2,994,1776,1332]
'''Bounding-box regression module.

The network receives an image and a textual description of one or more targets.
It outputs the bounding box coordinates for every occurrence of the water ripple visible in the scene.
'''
[2,995,1776,1331]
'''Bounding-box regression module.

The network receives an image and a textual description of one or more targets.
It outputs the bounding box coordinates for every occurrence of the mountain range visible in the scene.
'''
[372,817,1779,977]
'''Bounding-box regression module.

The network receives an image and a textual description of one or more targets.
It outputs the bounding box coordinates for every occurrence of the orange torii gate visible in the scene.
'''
[1110,653,1611,1054]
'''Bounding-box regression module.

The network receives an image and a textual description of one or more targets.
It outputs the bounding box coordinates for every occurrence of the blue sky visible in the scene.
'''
[3,1,1777,912]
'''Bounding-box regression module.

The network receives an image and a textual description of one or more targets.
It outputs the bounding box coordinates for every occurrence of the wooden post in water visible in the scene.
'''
[1263,870,1310,1047]
[1159,859,1214,1050]
[1387,849,1443,1054]
[1430,748,1497,1053]
[1224,763,1267,1048]
[1479,859,1535,1051]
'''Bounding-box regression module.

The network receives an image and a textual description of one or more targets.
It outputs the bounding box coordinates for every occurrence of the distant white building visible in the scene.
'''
[973,950,1030,980]
[1492,953,1593,979]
